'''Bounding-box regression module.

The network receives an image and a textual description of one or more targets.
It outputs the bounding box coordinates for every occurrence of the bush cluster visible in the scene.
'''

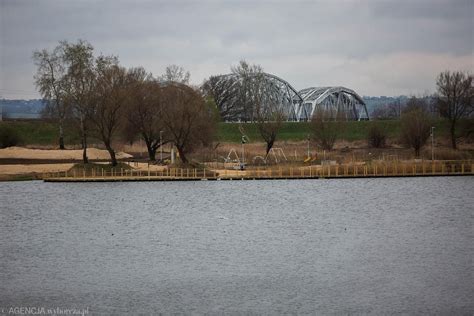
[367,123,387,148]
[0,125,21,148]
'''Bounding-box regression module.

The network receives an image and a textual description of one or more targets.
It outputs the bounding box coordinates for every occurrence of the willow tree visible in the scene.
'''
[90,57,127,166]
[160,83,216,164]
[125,67,168,161]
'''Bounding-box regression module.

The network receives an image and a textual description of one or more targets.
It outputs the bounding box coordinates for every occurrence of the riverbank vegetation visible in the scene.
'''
[2,39,471,168]
[1,118,469,146]
[32,40,216,165]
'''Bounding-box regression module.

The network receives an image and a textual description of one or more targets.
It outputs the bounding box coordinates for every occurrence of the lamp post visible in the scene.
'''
[160,130,164,162]
[307,134,310,159]
[431,126,435,161]
[139,138,143,158]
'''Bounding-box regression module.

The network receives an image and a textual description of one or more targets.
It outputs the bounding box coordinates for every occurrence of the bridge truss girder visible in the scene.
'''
[213,72,303,121]
[208,74,369,122]
[298,86,369,121]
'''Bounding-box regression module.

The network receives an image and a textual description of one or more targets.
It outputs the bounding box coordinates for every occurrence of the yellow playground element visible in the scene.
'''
[304,155,318,163]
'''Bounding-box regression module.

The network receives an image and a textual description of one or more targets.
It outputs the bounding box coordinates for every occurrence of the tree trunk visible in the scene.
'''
[147,147,156,161]
[265,139,274,158]
[450,121,457,150]
[177,146,187,164]
[145,139,156,161]
[105,143,117,166]
[58,120,65,150]
[82,136,88,164]
[80,116,88,164]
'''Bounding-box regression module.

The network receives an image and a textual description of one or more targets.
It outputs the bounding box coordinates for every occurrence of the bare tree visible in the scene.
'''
[255,105,285,158]
[371,101,403,119]
[310,108,345,151]
[231,60,286,155]
[33,40,99,161]
[400,97,431,157]
[232,60,264,121]
[253,78,286,157]
[89,58,127,166]
[160,83,216,164]
[159,65,190,84]
[202,75,240,121]
[367,122,387,148]
[125,67,168,161]
[436,71,473,149]
[61,40,97,163]
[370,107,390,120]
[33,45,69,149]
[387,100,403,118]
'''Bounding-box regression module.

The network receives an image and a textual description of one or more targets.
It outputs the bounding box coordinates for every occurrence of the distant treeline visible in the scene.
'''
[0,99,44,119]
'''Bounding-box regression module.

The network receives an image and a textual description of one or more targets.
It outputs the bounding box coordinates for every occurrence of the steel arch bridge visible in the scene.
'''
[208,73,369,121]
[213,72,303,121]
[298,86,369,121]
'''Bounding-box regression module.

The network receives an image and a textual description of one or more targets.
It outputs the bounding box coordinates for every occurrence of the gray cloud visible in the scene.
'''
[1,0,473,98]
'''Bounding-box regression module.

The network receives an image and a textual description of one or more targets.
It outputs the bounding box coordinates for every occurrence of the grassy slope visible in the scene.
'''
[0,118,463,146]
[217,120,454,143]
[0,120,82,146]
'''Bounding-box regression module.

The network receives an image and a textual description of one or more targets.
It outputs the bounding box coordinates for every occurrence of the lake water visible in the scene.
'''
[0,177,473,315]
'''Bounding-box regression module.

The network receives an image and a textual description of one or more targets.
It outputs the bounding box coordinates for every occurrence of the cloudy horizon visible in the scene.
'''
[1,0,473,99]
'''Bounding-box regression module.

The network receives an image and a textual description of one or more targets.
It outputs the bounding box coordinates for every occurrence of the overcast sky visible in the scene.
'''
[0,0,473,99]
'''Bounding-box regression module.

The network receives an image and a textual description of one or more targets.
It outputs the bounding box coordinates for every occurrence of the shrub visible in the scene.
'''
[400,102,431,157]
[367,123,387,148]
[310,109,346,150]
[425,148,473,160]
[0,125,21,148]
[458,119,474,143]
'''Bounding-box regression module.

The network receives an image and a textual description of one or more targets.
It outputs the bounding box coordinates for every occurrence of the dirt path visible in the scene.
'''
[0,163,74,175]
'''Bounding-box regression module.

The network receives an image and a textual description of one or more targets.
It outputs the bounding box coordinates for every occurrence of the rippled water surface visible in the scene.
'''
[1,177,473,314]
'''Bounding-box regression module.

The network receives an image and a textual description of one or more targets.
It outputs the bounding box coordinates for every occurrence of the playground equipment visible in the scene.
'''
[223,146,291,166]
[267,148,287,163]
[221,148,246,170]
[252,156,266,165]
[304,152,318,163]
[222,148,240,163]
[250,148,288,165]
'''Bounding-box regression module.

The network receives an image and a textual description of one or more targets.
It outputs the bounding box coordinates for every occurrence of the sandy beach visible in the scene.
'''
[0,163,74,175]
[0,147,133,160]
[0,147,134,178]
